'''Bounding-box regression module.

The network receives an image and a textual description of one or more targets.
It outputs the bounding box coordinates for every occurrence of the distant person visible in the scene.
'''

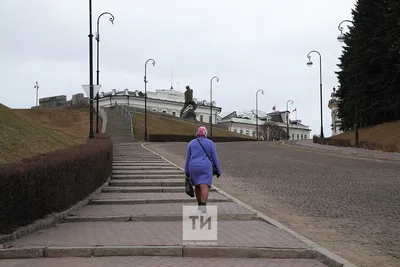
[184,126,221,213]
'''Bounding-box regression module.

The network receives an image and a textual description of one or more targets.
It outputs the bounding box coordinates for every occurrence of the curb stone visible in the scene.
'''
[141,143,357,267]
[0,247,45,259]
[182,246,314,259]
[0,245,315,259]
[0,177,111,245]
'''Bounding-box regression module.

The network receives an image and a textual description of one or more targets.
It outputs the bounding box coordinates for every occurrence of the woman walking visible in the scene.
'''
[185,126,221,212]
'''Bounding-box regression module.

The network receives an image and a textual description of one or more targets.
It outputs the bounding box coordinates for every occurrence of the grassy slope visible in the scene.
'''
[330,120,400,151]
[132,111,253,140]
[0,105,102,164]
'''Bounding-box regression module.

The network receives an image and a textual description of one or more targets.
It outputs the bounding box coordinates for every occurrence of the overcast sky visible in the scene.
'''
[0,0,356,137]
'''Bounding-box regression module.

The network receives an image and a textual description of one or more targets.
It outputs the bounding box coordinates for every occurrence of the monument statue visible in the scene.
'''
[180,85,198,121]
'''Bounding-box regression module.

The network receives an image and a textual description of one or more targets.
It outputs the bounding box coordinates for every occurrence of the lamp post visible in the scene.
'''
[34,81,39,107]
[88,0,95,139]
[144,59,156,141]
[95,12,114,133]
[210,76,219,137]
[306,50,324,138]
[286,100,293,140]
[255,89,264,140]
[337,20,353,43]
[337,19,358,146]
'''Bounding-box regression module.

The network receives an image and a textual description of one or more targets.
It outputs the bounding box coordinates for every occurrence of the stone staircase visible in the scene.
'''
[104,107,133,143]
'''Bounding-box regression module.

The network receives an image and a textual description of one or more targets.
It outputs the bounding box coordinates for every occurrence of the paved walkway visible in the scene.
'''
[0,143,342,266]
[284,140,400,161]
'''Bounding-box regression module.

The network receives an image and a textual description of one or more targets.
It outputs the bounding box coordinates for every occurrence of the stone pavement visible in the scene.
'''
[0,143,345,267]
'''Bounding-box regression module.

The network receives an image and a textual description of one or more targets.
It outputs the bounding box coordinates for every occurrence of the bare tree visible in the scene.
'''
[260,121,288,141]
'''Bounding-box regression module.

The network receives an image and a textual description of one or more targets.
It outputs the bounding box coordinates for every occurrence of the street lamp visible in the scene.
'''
[88,0,95,139]
[144,58,156,141]
[255,89,264,140]
[337,19,358,147]
[95,12,114,134]
[306,50,324,138]
[210,76,219,137]
[286,100,293,140]
[337,20,353,43]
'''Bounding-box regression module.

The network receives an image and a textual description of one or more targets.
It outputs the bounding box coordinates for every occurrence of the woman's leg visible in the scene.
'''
[199,184,209,203]
[194,185,202,204]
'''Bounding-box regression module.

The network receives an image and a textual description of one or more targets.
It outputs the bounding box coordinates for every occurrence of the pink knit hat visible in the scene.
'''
[196,126,208,137]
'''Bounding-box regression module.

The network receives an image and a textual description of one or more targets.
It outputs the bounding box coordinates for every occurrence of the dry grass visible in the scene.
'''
[331,121,400,152]
[132,111,252,140]
[0,104,102,164]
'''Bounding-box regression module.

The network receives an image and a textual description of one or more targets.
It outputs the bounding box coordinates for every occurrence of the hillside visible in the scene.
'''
[330,120,400,152]
[131,111,252,140]
[0,105,102,164]
[14,107,102,142]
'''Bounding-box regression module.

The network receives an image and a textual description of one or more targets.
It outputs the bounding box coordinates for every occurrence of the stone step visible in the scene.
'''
[113,160,166,163]
[112,166,178,171]
[92,192,230,201]
[112,163,171,167]
[5,221,309,254]
[111,174,183,180]
[66,202,255,219]
[0,256,326,266]
[112,170,183,175]
[108,179,183,187]
[89,198,232,205]
[113,155,160,159]
[64,213,258,223]
[102,186,217,193]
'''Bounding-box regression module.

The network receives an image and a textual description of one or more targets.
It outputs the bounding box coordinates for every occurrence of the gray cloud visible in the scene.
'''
[0,0,356,136]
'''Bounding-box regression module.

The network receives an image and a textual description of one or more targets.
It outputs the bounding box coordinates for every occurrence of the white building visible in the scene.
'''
[96,88,221,124]
[217,109,311,140]
[328,87,342,136]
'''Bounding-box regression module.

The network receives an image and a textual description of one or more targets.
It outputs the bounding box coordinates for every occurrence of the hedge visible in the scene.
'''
[148,134,254,142]
[313,135,398,152]
[0,133,113,235]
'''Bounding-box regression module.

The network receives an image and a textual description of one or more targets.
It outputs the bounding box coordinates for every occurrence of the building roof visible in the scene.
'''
[217,109,310,130]
[97,88,222,110]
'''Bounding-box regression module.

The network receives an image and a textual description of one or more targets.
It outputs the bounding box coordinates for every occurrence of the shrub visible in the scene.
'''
[0,133,113,235]
[147,134,254,142]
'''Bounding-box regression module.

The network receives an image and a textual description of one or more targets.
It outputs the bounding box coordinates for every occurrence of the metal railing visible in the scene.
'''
[115,103,134,140]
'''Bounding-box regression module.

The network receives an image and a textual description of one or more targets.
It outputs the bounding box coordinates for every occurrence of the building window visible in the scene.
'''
[246,130,250,136]
[162,110,166,113]
[240,129,243,134]
[209,116,212,123]
[301,134,303,140]
[292,133,294,140]
[172,112,176,116]
[233,128,237,133]
[200,115,203,122]
[253,131,256,137]
[297,134,299,140]
[152,108,157,112]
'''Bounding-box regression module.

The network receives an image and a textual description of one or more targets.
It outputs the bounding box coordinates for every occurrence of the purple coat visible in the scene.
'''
[184,136,221,186]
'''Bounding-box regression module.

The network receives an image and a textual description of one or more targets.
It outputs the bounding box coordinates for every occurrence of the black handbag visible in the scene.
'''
[196,139,219,176]
[185,177,195,197]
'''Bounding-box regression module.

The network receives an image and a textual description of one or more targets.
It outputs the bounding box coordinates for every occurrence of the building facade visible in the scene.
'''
[96,88,221,123]
[217,109,311,140]
[328,87,342,136]
[39,95,67,108]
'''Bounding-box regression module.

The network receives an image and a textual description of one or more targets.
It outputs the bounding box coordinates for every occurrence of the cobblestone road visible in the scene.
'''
[146,141,400,267]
